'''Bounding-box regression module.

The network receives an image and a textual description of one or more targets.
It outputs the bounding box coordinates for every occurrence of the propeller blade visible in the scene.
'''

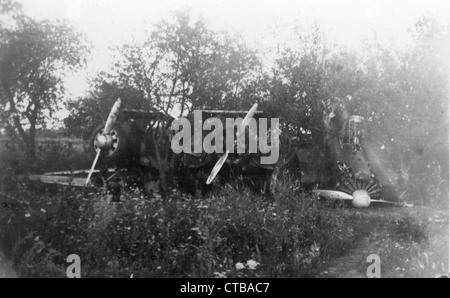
[207,150,229,185]
[370,199,414,208]
[85,149,101,186]
[237,103,258,138]
[313,189,354,200]
[104,98,121,134]
[206,103,259,185]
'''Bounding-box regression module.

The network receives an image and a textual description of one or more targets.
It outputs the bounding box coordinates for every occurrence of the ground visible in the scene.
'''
[318,207,449,278]
[0,183,448,278]
[0,248,17,278]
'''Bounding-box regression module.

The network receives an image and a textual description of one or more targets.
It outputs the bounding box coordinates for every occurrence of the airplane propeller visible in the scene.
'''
[312,189,413,208]
[85,98,122,186]
[206,103,259,185]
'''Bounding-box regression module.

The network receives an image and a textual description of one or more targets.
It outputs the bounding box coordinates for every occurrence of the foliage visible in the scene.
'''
[57,11,450,205]
[0,133,90,184]
[64,80,148,139]
[263,16,449,206]
[0,2,89,164]
[115,11,262,115]
[0,4,448,280]
[96,11,264,192]
[1,180,361,278]
[261,25,329,166]
[363,210,448,278]
[0,141,446,278]
[2,177,446,278]
[342,16,449,207]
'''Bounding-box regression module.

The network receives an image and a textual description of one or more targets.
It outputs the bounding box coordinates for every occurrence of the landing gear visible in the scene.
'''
[89,168,125,202]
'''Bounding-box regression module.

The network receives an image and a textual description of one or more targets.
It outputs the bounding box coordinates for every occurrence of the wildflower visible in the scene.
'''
[310,242,320,253]
[246,260,259,270]
[235,262,245,270]
[213,272,227,278]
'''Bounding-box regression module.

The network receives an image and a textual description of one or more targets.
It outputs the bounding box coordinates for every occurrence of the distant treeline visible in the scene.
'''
[0,136,86,157]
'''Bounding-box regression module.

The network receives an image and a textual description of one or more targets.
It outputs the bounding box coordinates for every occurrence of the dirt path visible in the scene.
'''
[317,206,448,278]
[318,236,371,278]
[317,208,404,278]
[0,249,17,278]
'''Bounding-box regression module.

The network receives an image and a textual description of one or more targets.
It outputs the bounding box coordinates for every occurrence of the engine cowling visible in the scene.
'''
[90,122,141,167]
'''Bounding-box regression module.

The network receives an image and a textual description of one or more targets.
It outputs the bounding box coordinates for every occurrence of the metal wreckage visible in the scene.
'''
[28,98,412,208]
[28,100,276,199]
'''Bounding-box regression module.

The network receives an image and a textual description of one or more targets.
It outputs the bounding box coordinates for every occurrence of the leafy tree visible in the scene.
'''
[313,15,449,205]
[64,79,148,139]
[357,16,449,206]
[110,11,262,193]
[0,3,89,165]
[262,16,448,206]
[0,0,21,21]
[262,25,329,175]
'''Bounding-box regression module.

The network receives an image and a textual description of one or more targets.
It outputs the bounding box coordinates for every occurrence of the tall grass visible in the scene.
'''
[0,154,447,278]
[0,179,361,278]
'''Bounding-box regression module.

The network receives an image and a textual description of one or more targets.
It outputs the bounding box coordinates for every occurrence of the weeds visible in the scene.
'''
[0,180,362,278]
[0,162,447,278]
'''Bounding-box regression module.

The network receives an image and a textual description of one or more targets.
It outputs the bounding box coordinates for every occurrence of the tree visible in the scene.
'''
[262,15,449,206]
[262,24,330,175]
[0,0,21,22]
[0,4,88,165]
[111,11,262,193]
[358,15,449,206]
[317,15,449,206]
[64,79,148,139]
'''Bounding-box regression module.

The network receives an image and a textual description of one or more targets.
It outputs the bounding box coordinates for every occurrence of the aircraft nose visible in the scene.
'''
[352,190,371,208]
[95,134,114,150]
[95,135,107,148]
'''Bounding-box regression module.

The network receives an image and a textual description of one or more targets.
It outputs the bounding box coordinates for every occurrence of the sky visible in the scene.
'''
[16,0,450,100]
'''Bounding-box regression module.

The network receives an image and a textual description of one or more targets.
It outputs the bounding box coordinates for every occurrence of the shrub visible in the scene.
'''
[1,180,360,278]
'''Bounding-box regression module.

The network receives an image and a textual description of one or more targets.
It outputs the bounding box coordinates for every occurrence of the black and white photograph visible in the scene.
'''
[0,0,449,281]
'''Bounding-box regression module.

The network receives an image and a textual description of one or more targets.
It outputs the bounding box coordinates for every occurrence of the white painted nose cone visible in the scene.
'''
[352,190,371,208]
[96,135,107,148]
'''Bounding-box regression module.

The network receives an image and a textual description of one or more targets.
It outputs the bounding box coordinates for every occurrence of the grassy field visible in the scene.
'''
[0,136,90,174]
[0,177,448,278]
[0,137,448,278]
[319,207,448,278]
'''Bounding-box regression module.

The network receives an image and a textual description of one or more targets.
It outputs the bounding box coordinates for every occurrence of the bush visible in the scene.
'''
[1,180,360,278]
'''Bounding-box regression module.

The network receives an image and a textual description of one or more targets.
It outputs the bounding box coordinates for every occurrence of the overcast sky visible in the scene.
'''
[16,0,450,99]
